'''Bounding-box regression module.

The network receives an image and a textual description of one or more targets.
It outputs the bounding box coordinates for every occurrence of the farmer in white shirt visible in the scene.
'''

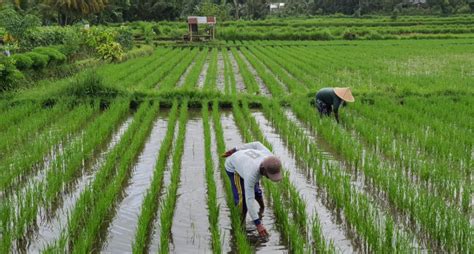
[222,141,283,237]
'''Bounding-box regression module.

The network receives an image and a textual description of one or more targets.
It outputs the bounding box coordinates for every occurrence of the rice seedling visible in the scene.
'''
[181,49,208,90]
[203,48,218,91]
[132,101,179,253]
[211,100,253,253]
[202,100,222,253]
[230,48,260,95]
[159,100,188,253]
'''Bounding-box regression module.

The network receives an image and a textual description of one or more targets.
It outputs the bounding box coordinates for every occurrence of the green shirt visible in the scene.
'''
[316,88,343,114]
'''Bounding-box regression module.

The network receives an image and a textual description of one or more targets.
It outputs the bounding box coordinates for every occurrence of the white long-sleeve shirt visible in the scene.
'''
[224,142,273,223]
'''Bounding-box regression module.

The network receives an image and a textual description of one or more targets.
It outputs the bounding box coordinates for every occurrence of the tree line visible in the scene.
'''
[1,0,473,25]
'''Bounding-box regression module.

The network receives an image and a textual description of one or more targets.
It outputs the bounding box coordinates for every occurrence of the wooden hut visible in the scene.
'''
[186,16,216,42]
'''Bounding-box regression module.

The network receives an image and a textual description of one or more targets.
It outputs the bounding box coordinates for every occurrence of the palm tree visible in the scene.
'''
[44,0,108,25]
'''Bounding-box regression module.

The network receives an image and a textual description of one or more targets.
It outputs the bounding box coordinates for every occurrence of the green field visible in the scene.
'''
[1,38,472,253]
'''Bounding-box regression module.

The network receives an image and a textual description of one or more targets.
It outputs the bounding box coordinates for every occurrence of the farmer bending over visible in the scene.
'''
[222,141,282,238]
[315,87,355,123]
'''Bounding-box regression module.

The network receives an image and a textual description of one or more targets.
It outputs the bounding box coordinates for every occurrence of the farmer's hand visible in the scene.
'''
[256,224,269,237]
[221,148,237,158]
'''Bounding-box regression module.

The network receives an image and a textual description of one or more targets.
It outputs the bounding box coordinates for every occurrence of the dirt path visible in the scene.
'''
[101,113,169,253]
[170,112,211,253]
[221,111,287,253]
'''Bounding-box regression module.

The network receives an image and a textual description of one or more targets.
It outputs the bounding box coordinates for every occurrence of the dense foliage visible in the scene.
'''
[1,0,472,26]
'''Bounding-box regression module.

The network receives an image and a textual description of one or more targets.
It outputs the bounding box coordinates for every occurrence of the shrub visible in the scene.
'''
[343,30,357,40]
[96,42,124,62]
[152,24,161,36]
[25,52,49,69]
[0,56,24,91]
[117,27,134,50]
[62,70,123,98]
[12,54,33,69]
[33,47,66,65]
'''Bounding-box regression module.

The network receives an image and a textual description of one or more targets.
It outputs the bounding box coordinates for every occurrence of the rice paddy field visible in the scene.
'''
[1,38,473,253]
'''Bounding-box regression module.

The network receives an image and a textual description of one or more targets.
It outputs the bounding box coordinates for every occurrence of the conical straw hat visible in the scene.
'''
[334,87,355,102]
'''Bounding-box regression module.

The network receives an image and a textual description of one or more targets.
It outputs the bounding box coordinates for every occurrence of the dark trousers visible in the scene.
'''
[316,99,332,116]
[226,170,262,220]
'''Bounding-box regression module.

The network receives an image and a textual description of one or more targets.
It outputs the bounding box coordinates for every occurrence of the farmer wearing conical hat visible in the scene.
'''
[315,87,355,123]
[222,141,283,238]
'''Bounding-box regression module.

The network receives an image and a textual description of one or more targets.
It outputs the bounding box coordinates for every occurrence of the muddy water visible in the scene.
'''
[26,116,134,252]
[148,120,179,253]
[176,58,197,88]
[216,51,225,92]
[284,109,348,167]
[197,55,209,89]
[251,111,355,253]
[209,119,232,252]
[170,113,211,253]
[237,51,271,97]
[221,111,287,253]
[101,114,169,253]
[227,51,246,93]
[247,50,288,94]
[284,109,424,251]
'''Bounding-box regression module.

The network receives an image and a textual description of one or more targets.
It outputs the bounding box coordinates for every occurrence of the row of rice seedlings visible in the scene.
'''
[291,100,471,253]
[132,101,179,253]
[0,102,69,157]
[116,49,178,89]
[158,100,188,253]
[256,46,314,88]
[263,100,416,252]
[1,100,130,252]
[230,48,260,95]
[404,95,472,130]
[0,101,38,133]
[232,100,308,252]
[132,49,190,90]
[211,101,253,253]
[281,46,345,88]
[351,97,470,168]
[239,102,309,232]
[41,101,154,252]
[99,47,171,84]
[60,101,160,253]
[4,100,130,251]
[203,48,218,91]
[158,49,200,91]
[181,50,208,90]
[247,47,304,94]
[222,48,237,95]
[239,48,286,97]
[43,101,130,204]
[343,102,469,209]
[0,102,98,193]
[202,101,222,253]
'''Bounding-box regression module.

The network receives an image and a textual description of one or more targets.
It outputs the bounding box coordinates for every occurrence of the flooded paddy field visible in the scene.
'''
[2,39,472,253]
